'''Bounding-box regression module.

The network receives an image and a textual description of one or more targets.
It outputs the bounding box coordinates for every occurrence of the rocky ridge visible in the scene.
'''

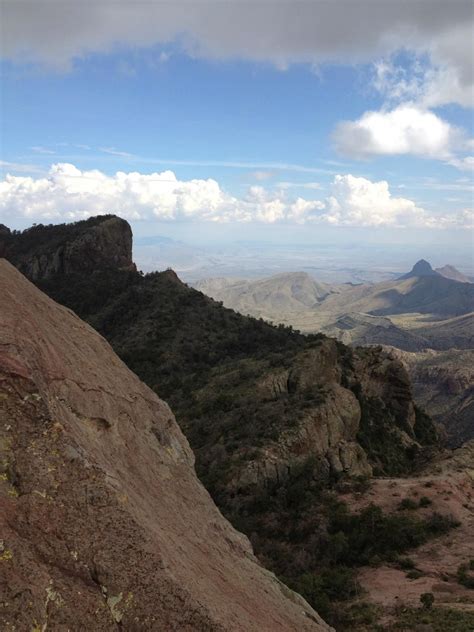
[0,259,330,632]
[0,215,135,281]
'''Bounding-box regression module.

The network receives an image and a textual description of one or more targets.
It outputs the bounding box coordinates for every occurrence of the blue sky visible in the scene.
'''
[0,1,473,256]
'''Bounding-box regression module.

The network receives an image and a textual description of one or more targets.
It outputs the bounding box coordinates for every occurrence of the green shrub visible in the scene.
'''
[398,497,419,510]
[420,592,435,609]
[419,496,432,508]
[457,563,474,589]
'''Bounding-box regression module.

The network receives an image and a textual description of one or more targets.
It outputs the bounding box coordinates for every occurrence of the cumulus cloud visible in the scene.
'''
[0,163,323,225]
[333,105,461,160]
[0,163,470,229]
[320,174,426,226]
[1,1,473,107]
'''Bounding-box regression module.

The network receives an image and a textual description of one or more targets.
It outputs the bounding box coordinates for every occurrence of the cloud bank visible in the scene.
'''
[0,163,471,229]
[2,1,473,108]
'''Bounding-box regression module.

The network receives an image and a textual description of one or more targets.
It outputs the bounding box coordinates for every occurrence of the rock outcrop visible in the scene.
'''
[0,260,331,632]
[0,215,135,281]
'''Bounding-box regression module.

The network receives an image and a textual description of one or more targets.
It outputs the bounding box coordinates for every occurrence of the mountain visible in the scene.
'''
[194,272,334,317]
[2,215,452,629]
[435,264,472,284]
[0,259,330,632]
[0,215,136,280]
[398,312,474,350]
[320,312,430,351]
[197,263,474,323]
[318,273,474,318]
[399,258,440,279]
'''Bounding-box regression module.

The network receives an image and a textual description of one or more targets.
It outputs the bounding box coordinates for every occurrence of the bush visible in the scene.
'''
[457,563,474,589]
[419,496,432,508]
[420,592,435,609]
[397,556,416,570]
[399,497,419,510]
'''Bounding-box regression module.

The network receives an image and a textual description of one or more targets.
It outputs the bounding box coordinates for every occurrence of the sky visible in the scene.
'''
[0,0,473,257]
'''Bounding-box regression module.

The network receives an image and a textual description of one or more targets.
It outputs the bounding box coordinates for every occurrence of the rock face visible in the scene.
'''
[0,260,330,632]
[0,215,135,281]
[389,346,474,447]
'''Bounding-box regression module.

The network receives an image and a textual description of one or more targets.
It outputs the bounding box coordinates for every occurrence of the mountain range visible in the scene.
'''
[194,261,473,446]
[1,215,474,630]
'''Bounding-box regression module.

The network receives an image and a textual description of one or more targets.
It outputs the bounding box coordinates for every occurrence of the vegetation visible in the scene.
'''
[388,607,474,631]
[457,562,474,589]
[420,592,435,609]
[3,217,449,629]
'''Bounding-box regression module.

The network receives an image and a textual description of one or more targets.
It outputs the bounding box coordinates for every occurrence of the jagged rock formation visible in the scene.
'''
[0,215,135,281]
[0,259,331,632]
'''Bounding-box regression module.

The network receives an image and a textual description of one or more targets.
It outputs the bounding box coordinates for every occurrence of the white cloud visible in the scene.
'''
[0,163,470,229]
[333,105,460,159]
[98,147,135,158]
[446,156,474,172]
[30,145,55,155]
[1,1,473,108]
[320,174,426,226]
[372,44,474,110]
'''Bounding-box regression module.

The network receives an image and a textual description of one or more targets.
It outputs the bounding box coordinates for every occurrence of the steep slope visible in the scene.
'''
[0,259,330,632]
[389,347,474,448]
[0,215,135,280]
[194,272,334,317]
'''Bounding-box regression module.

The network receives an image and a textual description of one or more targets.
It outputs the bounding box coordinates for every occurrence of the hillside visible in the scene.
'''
[196,267,474,337]
[0,259,334,631]
[194,272,335,317]
[2,215,459,629]
[320,312,430,352]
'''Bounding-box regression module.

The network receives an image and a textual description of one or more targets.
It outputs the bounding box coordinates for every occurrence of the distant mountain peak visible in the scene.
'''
[435,264,471,284]
[400,259,440,279]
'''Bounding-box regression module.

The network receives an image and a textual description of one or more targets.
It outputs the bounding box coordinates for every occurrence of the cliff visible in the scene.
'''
[0,260,330,632]
[0,215,135,280]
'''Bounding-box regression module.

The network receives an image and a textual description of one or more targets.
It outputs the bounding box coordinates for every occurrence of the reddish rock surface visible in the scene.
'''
[342,442,474,616]
[0,260,331,631]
